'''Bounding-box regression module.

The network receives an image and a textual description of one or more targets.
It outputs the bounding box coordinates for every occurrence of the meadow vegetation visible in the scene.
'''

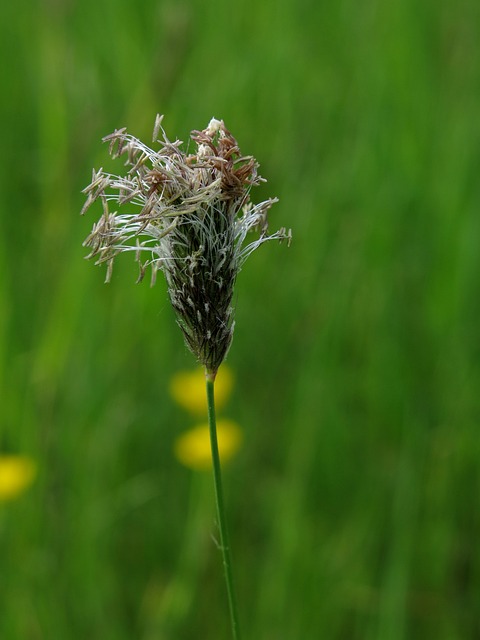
[0,0,479,637]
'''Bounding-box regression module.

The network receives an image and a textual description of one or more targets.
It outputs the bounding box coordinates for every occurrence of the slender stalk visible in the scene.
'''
[205,371,241,640]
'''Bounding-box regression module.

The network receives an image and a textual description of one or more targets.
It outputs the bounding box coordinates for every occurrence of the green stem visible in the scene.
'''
[205,371,241,640]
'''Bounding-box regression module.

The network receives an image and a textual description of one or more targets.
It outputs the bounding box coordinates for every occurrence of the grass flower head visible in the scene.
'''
[82,115,291,374]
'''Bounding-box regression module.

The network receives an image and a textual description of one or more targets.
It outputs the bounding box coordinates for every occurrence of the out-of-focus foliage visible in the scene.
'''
[0,0,479,638]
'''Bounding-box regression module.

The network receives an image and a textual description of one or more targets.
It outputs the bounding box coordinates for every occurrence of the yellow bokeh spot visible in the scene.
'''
[0,455,37,501]
[174,419,243,471]
[169,365,234,416]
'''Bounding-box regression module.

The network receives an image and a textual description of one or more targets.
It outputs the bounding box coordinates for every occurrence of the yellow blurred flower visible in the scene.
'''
[0,455,37,501]
[174,420,242,471]
[169,365,234,416]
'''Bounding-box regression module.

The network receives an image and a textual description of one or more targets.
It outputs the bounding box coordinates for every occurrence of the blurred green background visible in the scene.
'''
[1,0,480,637]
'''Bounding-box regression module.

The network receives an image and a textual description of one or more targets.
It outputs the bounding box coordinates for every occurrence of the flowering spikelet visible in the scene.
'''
[82,115,291,374]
